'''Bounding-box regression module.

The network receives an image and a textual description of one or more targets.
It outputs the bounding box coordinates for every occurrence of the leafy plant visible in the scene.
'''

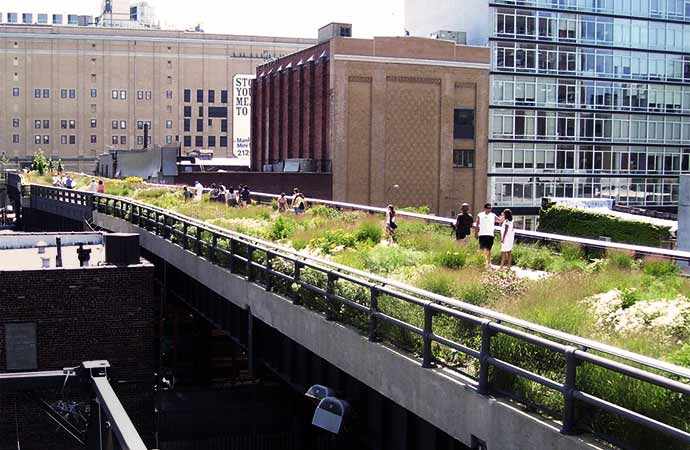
[354,220,383,244]
[31,150,49,176]
[642,258,679,278]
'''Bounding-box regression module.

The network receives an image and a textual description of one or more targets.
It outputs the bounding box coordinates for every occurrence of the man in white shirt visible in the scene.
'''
[193,181,204,202]
[474,203,497,268]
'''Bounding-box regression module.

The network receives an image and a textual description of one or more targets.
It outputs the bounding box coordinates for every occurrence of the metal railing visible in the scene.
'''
[27,184,690,448]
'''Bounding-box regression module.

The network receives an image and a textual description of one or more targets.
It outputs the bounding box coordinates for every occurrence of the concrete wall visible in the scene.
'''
[93,211,603,450]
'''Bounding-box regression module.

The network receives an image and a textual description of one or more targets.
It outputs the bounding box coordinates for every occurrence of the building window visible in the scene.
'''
[22,13,33,24]
[165,135,173,144]
[137,136,144,146]
[184,89,191,102]
[220,136,228,147]
[184,106,192,117]
[195,136,203,147]
[43,120,50,129]
[165,120,173,129]
[453,149,475,168]
[120,136,127,145]
[184,136,192,147]
[208,90,215,103]
[137,90,144,100]
[90,135,97,144]
[12,134,20,144]
[454,109,475,139]
[208,136,216,147]
[91,89,97,98]
[43,89,50,98]
[69,89,76,99]
[61,135,68,144]
[90,119,97,128]
[221,119,228,133]
[5,322,37,370]
[34,135,41,144]
[43,135,49,144]
[112,121,119,130]
[37,13,48,24]
[120,120,127,130]
[61,120,67,129]
[12,88,20,97]
[112,136,119,145]
[69,120,75,129]
[184,119,191,132]
[61,89,68,99]
[120,90,127,100]
[198,106,204,117]
[112,90,118,100]
[53,14,63,24]
[196,89,204,103]
[34,89,41,98]
[221,90,228,104]
[146,91,152,100]
[34,120,42,129]
[12,119,20,128]
[196,119,203,132]
[69,135,76,145]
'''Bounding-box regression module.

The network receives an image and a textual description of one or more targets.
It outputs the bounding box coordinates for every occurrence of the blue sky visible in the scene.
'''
[3,0,405,38]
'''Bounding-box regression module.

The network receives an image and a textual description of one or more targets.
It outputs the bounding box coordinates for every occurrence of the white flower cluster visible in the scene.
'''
[585,290,690,336]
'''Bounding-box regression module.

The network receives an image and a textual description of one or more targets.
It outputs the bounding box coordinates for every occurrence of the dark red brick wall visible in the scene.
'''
[250,43,331,171]
[0,264,157,450]
[175,171,333,199]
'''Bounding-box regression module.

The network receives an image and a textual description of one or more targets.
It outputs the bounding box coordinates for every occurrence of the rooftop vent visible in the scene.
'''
[104,233,140,266]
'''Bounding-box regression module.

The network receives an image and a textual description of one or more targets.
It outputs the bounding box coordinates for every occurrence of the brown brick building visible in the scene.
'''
[251,31,490,215]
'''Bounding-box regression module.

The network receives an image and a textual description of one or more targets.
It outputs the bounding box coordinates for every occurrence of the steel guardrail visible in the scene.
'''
[25,183,690,447]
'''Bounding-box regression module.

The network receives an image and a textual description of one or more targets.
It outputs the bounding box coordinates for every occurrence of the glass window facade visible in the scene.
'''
[490,1,690,208]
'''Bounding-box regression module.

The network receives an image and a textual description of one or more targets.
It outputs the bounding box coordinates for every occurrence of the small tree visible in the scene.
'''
[31,150,49,176]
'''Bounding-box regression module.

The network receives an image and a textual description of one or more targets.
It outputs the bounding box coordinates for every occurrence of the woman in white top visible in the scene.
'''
[500,209,516,269]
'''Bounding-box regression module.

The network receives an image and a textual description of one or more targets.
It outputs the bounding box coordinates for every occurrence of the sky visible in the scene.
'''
[3,0,406,38]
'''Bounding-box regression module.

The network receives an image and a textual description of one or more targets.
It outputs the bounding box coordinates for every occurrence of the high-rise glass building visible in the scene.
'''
[489,0,690,214]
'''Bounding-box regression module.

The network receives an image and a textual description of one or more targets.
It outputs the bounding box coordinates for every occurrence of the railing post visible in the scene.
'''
[195,227,202,256]
[228,239,236,273]
[561,347,579,435]
[369,286,379,342]
[325,273,337,321]
[209,234,218,263]
[182,222,189,250]
[422,305,434,369]
[292,261,302,305]
[246,245,255,281]
[265,251,274,292]
[478,320,495,396]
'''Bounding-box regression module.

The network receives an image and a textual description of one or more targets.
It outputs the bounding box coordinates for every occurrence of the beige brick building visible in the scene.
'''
[252,35,490,215]
[0,24,314,171]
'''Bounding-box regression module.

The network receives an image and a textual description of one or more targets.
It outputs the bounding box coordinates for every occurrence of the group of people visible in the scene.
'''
[384,202,516,269]
[277,189,307,214]
[453,202,515,269]
[52,175,75,189]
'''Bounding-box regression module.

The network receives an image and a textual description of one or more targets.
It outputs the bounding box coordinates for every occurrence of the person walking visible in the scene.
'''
[291,188,306,215]
[500,209,515,269]
[277,193,288,213]
[88,179,99,193]
[385,204,398,244]
[452,203,474,245]
[97,179,105,194]
[474,203,497,269]
[240,185,251,207]
[193,180,204,202]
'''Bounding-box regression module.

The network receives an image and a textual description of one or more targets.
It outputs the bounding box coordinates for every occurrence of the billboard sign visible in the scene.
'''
[232,74,255,162]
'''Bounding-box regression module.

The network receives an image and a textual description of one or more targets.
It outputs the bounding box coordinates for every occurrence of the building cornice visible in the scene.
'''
[333,54,490,70]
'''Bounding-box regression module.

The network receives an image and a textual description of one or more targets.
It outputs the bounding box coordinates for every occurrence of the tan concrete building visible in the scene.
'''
[0,24,314,171]
[252,32,490,215]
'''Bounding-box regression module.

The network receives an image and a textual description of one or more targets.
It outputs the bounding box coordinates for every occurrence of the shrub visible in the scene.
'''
[560,242,583,261]
[539,205,672,247]
[456,283,491,306]
[433,249,467,270]
[606,250,635,270]
[399,205,431,215]
[268,215,297,241]
[417,271,457,297]
[642,258,679,278]
[620,288,641,309]
[361,245,424,274]
[354,220,383,244]
[309,204,341,219]
[512,244,554,271]
[311,229,357,254]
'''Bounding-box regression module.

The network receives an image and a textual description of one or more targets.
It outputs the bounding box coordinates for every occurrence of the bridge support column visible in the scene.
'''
[247,305,256,378]
[679,175,690,270]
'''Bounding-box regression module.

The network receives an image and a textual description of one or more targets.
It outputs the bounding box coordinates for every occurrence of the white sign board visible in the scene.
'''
[232,74,255,162]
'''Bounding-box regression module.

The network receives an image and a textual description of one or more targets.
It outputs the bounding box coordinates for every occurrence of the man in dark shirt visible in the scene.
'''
[452,203,474,244]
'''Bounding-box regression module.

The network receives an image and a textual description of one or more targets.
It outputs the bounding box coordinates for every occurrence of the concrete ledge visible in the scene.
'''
[94,212,603,450]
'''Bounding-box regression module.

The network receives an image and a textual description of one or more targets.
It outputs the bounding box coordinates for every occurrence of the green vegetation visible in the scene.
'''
[539,204,673,247]
[25,172,690,448]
